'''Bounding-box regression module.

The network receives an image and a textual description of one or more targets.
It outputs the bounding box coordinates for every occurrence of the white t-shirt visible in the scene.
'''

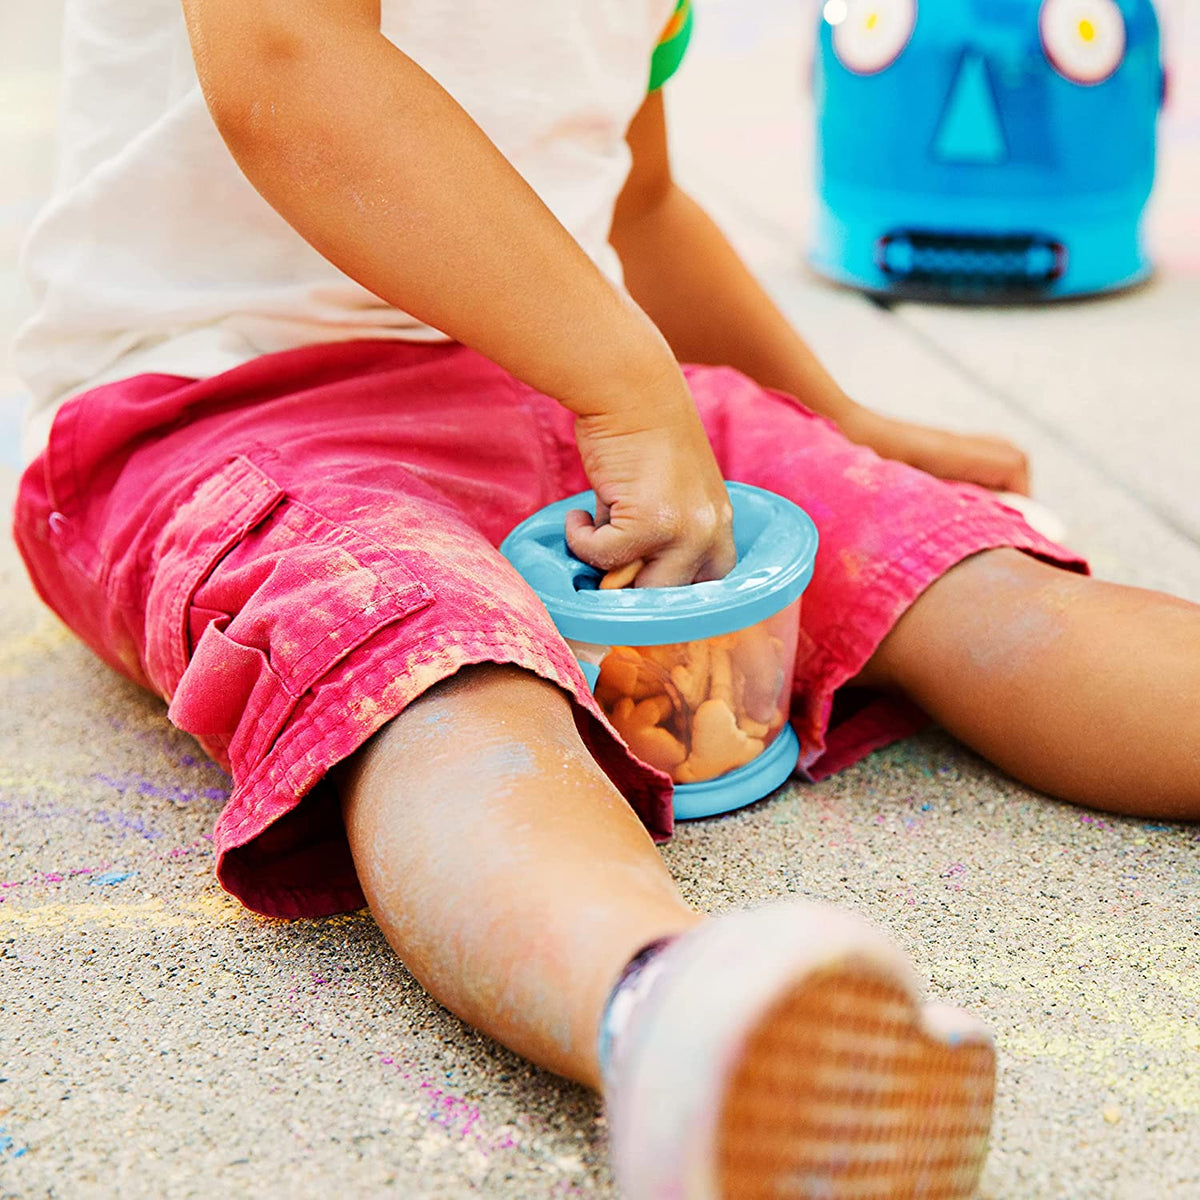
[15,0,692,462]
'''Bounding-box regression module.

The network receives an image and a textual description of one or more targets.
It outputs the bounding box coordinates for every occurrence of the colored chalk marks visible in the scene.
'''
[375,1053,591,1185]
[87,869,136,887]
[0,1126,28,1161]
[2,893,250,932]
[93,773,227,806]
[0,619,72,677]
[0,792,165,842]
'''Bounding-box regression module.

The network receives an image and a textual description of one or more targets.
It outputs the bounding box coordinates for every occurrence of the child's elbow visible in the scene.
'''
[187,10,314,156]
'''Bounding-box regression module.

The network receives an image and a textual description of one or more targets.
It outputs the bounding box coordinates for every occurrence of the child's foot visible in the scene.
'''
[602,901,995,1199]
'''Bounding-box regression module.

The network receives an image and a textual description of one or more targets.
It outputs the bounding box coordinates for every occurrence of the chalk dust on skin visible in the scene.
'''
[363,732,551,940]
[350,673,670,1079]
[488,958,577,1062]
[949,550,1081,675]
[352,705,549,997]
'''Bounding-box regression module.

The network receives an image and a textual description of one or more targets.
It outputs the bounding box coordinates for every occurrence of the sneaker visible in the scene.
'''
[603,900,995,1199]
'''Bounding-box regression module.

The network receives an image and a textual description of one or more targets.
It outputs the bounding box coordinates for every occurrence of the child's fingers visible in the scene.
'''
[947,433,1030,495]
[565,510,710,587]
[630,551,705,589]
[565,508,642,571]
[693,539,739,584]
[991,440,1031,496]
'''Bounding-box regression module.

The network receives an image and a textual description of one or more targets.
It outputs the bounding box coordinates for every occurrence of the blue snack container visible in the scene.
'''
[500,483,819,819]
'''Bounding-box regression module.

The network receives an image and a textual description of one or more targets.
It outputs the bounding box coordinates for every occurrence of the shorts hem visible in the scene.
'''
[796,502,1087,778]
[214,626,673,918]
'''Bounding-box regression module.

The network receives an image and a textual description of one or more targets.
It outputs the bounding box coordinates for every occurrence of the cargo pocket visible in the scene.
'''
[146,454,434,775]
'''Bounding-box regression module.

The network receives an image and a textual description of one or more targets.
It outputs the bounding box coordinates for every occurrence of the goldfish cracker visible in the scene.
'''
[626,725,688,774]
[639,643,683,672]
[598,645,669,702]
[738,715,771,740]
[641,648,694,715]
[708,646,734,707]
[596,647,641,701]
[670,640,711,709]
[635,656,675,700]
[599,559,643,590]
[675,699,765,784]
[605,690,687,773]
[608,688,677,735]
[608,695,637,737]
[595,627,788,784]
[633,694,674,728]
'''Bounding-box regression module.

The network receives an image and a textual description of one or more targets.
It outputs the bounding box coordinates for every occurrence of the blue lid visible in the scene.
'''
[500,482,819,645]
[673,723,800,820]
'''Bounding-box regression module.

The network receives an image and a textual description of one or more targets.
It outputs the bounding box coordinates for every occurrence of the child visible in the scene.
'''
[12,0,1198,1195]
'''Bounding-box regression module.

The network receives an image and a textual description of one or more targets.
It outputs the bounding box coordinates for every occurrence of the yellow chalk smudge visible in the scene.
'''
[0,620,75,677]
[3,894,370,933]
[3,893,245,931]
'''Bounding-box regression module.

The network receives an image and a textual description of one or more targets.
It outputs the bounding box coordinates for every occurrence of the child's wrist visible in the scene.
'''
[559,308,689,422]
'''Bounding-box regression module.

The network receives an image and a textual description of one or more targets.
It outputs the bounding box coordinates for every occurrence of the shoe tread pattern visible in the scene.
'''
[716,965,995,1199]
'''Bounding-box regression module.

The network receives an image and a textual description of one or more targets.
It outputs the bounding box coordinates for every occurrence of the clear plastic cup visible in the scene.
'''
[567,599,801,784]
[501,482,818,817]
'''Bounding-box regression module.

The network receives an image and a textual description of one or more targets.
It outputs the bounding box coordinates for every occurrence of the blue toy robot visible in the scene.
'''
[811,0,1164,300]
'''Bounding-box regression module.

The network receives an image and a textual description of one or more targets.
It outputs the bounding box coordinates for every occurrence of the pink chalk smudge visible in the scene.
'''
[377,1055,517,1152]
[942,862,967,891]
[0,864,107,896]
[279,974,589,1181]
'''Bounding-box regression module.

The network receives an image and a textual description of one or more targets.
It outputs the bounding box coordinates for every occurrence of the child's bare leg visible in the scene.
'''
[339,665,996,1195]
[337,664,702,1089]
[862,549,1200,819]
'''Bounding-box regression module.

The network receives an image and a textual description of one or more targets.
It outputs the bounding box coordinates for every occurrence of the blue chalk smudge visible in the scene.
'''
[0,1126,29,1159]
[88,869,136,887]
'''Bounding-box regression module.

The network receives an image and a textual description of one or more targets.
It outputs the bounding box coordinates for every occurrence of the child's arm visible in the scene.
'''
[610,93,1030,495]
[182,0,735,586]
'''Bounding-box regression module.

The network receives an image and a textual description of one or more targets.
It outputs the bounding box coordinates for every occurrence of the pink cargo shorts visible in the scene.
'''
[14,340,1084,917]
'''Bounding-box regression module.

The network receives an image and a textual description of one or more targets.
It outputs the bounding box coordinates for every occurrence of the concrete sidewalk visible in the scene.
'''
[2,2,1198,1197]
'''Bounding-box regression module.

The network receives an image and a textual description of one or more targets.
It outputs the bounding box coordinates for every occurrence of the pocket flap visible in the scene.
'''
[145,456,286,697]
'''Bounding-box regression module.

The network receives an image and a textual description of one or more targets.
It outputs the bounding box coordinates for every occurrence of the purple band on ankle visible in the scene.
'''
[597,937,674,1088]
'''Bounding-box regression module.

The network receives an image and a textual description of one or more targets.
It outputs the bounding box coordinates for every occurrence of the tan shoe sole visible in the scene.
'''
[716,963,995,1199]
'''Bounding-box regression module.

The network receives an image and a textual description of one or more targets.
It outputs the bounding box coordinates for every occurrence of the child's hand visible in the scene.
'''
[566,393,736,588]
[840,406,1031,495]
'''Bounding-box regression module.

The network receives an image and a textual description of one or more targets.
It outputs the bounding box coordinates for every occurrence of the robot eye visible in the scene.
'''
[826,0,916,76]
[1039,0,1125,85]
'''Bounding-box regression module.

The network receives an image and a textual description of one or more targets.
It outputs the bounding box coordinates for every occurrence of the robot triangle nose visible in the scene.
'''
[932,52,1008,164]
